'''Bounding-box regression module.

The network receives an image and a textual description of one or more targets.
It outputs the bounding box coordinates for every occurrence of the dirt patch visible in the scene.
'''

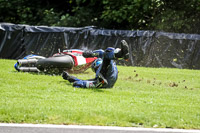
[169,82,179,87]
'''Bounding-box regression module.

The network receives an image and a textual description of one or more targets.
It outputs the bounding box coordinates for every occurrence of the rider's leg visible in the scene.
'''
[114,40,129,60]
[83,49,104,58]
[62,71,80,83]
[62,71,103,88]
[73,80,98,88]
[82,40,129,60]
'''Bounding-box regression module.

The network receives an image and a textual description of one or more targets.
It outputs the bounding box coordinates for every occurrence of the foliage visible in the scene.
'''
[0,0,200,33]
[0,59,200,129]
[100,0,164,30]
[149,0,200,33]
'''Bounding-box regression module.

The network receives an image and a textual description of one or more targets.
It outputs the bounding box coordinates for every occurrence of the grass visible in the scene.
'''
[0,59,200,129]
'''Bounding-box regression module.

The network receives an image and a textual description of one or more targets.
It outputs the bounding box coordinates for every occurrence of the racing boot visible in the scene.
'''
[115,40,129,60]
[62,71,77,83]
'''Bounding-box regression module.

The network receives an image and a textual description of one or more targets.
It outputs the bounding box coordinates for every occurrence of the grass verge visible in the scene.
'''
[0,59,200,129]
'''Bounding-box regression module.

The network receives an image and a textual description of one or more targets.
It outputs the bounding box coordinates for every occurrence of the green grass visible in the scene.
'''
[0,59,200,129]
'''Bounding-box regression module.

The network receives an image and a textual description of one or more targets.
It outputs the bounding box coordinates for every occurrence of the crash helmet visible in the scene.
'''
[91,58,103,72]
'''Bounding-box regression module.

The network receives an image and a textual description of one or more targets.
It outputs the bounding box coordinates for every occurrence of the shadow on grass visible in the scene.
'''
[59,81,105,92]
[12,70,90,76]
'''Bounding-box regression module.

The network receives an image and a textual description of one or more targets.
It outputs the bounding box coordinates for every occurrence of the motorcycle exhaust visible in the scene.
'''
[18,67,39,72]
[18,58,38,65]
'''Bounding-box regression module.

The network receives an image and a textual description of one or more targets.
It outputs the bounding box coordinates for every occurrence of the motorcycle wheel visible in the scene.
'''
[36,55,74,73]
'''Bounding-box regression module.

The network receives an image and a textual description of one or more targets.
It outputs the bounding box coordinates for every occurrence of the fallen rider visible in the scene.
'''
[62,40,129,88]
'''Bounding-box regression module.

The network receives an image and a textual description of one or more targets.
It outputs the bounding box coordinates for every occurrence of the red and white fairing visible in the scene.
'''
[63,49,96,66]
[53,49,97,72]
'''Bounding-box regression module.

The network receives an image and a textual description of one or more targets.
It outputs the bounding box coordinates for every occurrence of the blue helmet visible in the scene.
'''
[91,58,103,72]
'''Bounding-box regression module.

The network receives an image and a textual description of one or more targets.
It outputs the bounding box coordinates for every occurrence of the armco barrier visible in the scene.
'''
[0,23,200,69]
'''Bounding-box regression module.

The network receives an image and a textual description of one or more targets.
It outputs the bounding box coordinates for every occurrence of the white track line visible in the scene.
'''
[0,123,200,133]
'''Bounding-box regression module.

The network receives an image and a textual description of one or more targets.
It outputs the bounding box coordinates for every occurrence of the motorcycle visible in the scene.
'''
[14,49,97,74]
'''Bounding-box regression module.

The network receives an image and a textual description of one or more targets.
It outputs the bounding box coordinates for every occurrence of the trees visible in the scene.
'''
[0,0,199,34]
[0,0,44,25]
[149,0,200,33]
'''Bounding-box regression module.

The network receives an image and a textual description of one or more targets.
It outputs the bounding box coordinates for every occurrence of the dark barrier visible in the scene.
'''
[0,23,200,69]
[0,23,25,58]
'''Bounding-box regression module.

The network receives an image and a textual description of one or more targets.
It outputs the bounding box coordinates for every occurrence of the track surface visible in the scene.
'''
[0,123,200,133]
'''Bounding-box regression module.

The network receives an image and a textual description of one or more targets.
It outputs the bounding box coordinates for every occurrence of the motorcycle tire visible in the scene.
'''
[36,55,74,71]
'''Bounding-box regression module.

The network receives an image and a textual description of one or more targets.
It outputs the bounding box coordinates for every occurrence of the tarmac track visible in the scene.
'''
[0,123,200,133]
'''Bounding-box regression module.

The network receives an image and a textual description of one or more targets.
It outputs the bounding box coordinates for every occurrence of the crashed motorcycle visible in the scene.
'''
[14,49,97,74]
